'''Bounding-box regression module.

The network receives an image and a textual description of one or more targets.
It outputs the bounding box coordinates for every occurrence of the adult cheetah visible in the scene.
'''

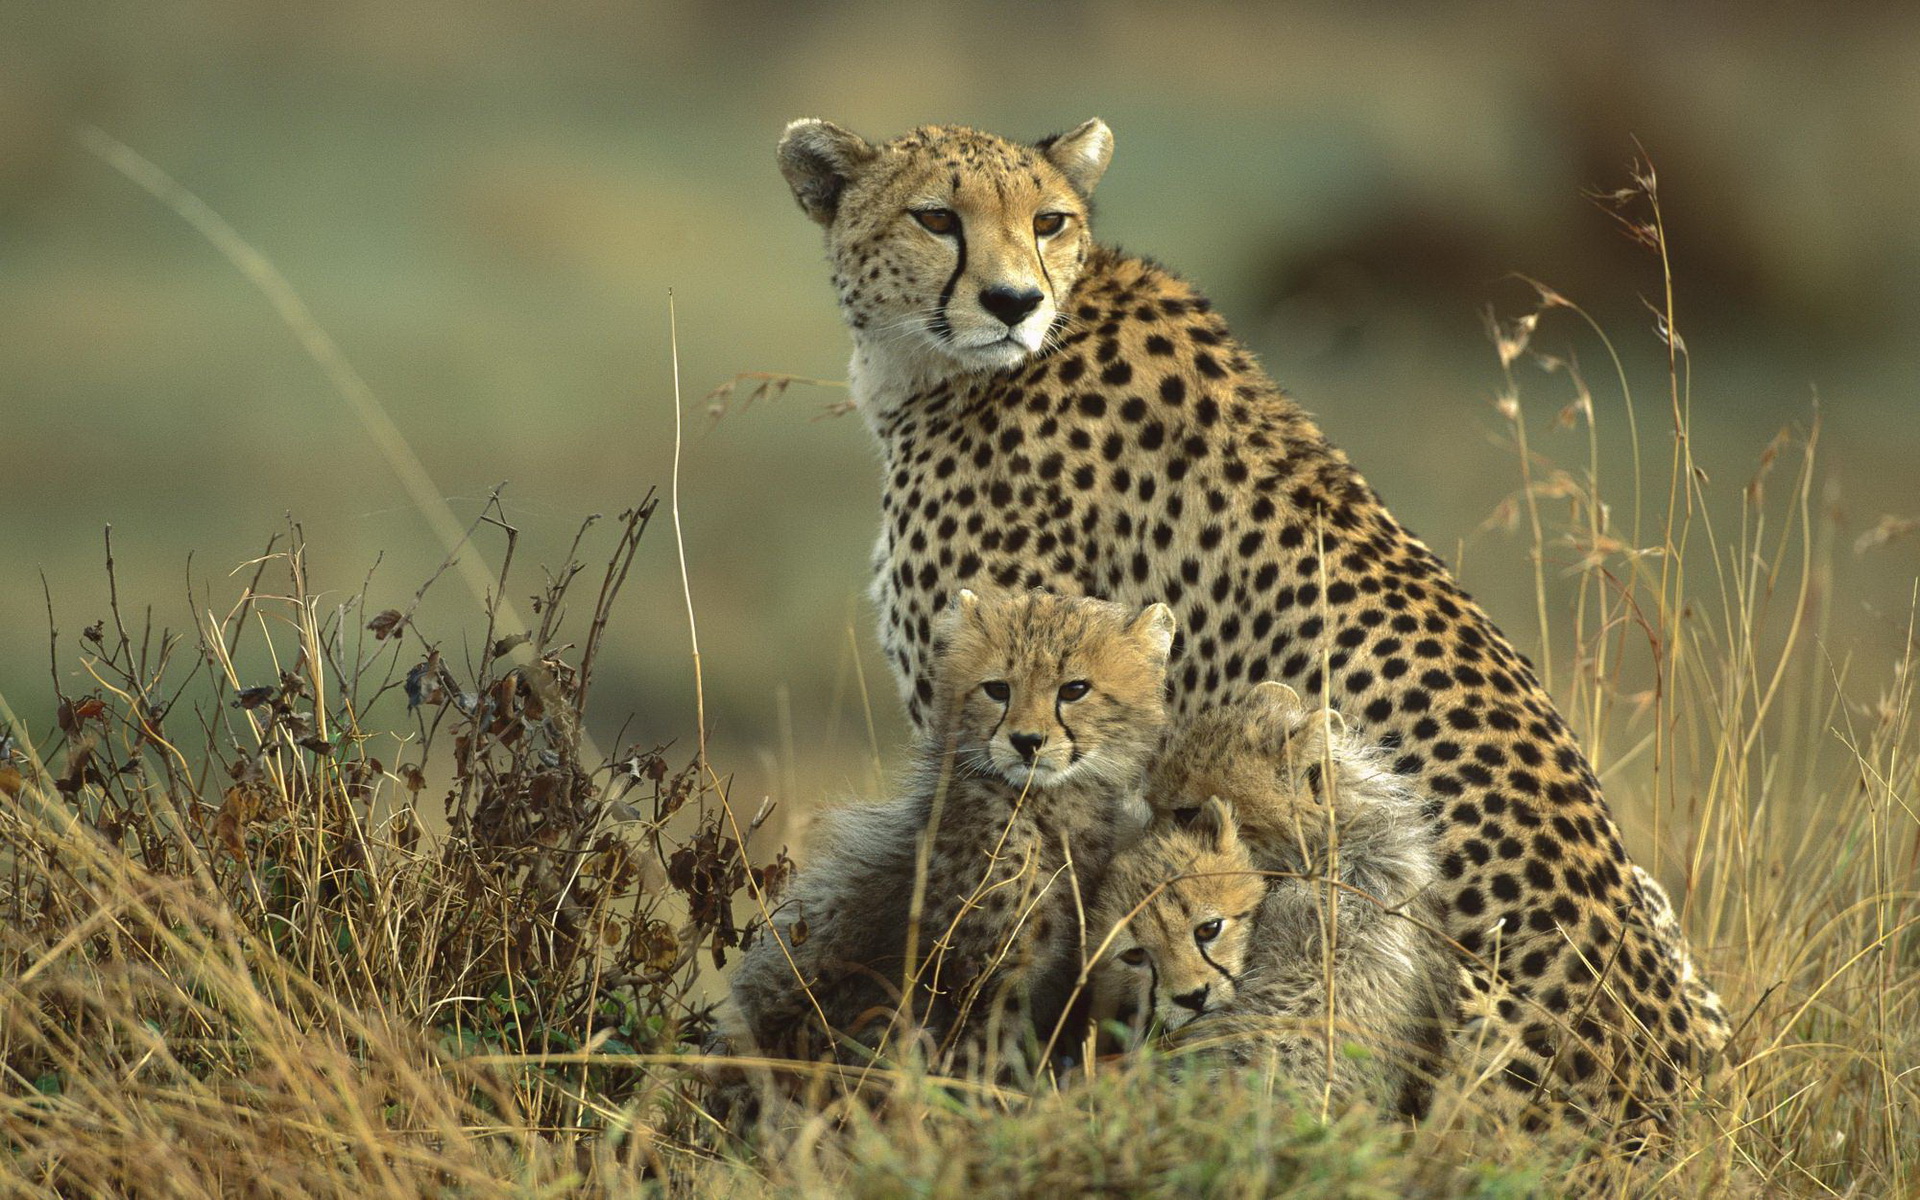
[776,116,1727,1125]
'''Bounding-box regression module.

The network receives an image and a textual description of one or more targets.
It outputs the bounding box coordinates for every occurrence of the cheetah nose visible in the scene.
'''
[979,285,1044,328]
[1009,732,1044,764]
[1171,984,1210,1014]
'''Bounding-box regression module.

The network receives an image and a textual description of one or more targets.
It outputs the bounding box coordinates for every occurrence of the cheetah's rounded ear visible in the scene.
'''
[1244,679,1306,745]
[1128,602,1177,663]
[1288,708,1347,775]
[1191,795,1241,856]
[1038,118,1113,199]
[778,118,878,224]
[1249,680,1307,720]
[933,588,982,649]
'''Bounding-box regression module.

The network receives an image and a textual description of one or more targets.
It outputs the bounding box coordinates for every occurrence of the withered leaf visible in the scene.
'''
[298,736,335,755]
[56,697,107,735]
[82,620,105,645]
[233,686,277,710]
[529,773,563,807]
[367,609,406,640]
[213,784,264,860]
[491,632,529,659]
[405,654,445,711]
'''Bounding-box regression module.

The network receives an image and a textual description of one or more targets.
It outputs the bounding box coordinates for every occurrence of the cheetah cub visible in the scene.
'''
[1092,681,1457,1114]
[726,589,1175,1077]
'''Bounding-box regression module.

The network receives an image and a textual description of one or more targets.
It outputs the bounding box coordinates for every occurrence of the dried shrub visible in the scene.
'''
[0,492,789,1193]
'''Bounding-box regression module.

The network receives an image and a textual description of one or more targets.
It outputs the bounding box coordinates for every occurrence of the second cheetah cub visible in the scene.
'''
[726,589,1175,1078]
[1092,680,1457,1114]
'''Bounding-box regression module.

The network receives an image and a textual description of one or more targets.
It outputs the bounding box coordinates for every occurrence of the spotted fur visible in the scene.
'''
[778,118,1730,1124]
[1095,687,1456,1113]
[724,589,1174,1076]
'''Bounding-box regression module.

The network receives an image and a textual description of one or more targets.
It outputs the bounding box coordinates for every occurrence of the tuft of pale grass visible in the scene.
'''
[0,503,790,1197]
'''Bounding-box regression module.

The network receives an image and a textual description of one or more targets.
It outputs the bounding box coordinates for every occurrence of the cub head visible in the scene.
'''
[931,589,1174,790]
[1092,797,1266,1036]
[1147,680,1336,851]
[777,118,1112,374]
[1150,680,1436,908]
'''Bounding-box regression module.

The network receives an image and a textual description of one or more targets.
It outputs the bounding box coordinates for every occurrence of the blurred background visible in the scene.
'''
[3,1,1916,837]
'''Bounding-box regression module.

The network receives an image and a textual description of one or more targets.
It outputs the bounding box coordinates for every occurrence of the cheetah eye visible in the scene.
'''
[1058,680,1091,702]
[1119,946,1149,967]
[981,680,1011,702]
[1033,212,1069,237]
[1194,919,1224,944]
[913,208,958,235]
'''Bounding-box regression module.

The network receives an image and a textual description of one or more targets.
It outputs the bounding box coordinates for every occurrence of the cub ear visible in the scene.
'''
[1287,708,1347,776]
[1038,118,1113,198]
[1128,602,1177,663]
[932,588,982,650]
[1189,795,1241,856]
[1243,679,1307,745]
[777,118,878,224]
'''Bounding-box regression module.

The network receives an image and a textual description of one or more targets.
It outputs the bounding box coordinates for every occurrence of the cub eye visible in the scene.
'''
[914,208,958,234]
[1058,680,1091,702]
[1119,947,1149,967]
[981,680,1011,702]
[1194,919,1224,944]
[1033,212,1069,237]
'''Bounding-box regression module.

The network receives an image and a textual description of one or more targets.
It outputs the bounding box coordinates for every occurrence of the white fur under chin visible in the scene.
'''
[992,757,1075,790]
[848,324,1040,431]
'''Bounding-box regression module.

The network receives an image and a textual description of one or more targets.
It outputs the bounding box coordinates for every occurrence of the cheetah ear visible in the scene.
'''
[1244,679,1307,745]
[1128,602,1177,664]
[933,589,982,649]
[1289,708,1347,774]
[1038,118,1113,199]
[1191,795,1240,856]
[778,118,877,224]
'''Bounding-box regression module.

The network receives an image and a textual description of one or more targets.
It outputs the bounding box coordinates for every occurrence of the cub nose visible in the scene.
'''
[1008,732,1044,764]
[1171,984,1210,1014]
[979,285,1044,328]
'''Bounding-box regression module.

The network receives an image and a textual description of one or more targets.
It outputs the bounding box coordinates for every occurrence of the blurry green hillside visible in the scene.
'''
[3,1,1916,821]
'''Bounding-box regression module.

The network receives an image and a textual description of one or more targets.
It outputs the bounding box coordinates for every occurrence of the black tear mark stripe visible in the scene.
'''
[1057,705,1080,763]
[1198,940,1236,987]
[931,179,968,342]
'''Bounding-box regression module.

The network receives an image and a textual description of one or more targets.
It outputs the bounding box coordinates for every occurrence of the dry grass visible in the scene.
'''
[0,152,1914,1197]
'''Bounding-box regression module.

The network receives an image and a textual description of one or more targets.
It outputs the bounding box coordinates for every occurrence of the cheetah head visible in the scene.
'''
[931,589,1173,790]
[1092,797,1266,1036]
[777,118,1111,375]
[1151,681,1439,912]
